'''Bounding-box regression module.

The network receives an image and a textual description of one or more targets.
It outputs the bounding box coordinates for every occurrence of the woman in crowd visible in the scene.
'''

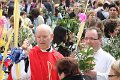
[104,20,120,37]
[86,10,99,28]
[7,15,34,49]
[56,57,92,80]
[103,20,120,46]
[52,26,71,57]
[29,8,44,33]
[109,60,120,80]
[7,39,32,80]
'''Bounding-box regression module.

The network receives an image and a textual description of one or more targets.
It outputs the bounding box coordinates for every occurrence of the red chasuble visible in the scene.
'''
[29,46,63,80]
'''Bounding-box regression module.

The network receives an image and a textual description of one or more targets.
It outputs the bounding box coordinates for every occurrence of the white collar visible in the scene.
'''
[40,46,53,52]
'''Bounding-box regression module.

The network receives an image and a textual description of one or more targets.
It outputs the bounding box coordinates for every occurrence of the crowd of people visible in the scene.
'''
[0,0,120,80]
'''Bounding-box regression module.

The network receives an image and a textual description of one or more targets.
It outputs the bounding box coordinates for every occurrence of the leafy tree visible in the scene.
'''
[103,35,120,60]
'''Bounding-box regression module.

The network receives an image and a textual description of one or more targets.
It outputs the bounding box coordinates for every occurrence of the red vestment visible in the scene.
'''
[29,46,63,80]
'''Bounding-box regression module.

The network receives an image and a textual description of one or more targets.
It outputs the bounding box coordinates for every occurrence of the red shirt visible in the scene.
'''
[29,46,63,80]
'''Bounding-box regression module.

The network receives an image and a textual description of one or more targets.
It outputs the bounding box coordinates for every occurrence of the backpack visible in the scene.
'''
[97,9,106,20]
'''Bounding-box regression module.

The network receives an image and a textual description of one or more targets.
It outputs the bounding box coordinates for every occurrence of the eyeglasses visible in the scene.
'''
[84,37,99,40]
[108,74,117,77]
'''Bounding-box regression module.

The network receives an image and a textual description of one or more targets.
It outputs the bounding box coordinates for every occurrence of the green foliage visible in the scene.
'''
[18,27,33,46]
[76,47,95,72]
[53,42,71,53]
[57,19,79,35]
[103,35,120,60]
[58,6,66,15]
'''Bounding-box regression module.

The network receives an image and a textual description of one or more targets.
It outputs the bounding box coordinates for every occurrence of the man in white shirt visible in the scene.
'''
[84,27,115,80]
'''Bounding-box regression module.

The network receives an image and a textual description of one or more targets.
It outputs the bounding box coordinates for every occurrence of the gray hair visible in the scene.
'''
[35,24,53,34]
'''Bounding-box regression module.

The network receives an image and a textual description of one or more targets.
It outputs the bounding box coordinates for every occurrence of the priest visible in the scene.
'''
[29,24,63,80]
[7,24,63,80]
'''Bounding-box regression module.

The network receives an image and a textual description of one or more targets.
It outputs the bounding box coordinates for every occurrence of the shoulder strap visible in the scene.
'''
[97,9,106,20]
[24,57,29,73]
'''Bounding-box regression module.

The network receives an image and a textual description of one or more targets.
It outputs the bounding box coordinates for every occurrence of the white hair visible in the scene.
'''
[36,24,53,34]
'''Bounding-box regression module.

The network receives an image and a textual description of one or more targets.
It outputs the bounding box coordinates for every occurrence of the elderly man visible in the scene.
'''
[29,24,63,80]
[7,24,63,80]
[84,27,115,80]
